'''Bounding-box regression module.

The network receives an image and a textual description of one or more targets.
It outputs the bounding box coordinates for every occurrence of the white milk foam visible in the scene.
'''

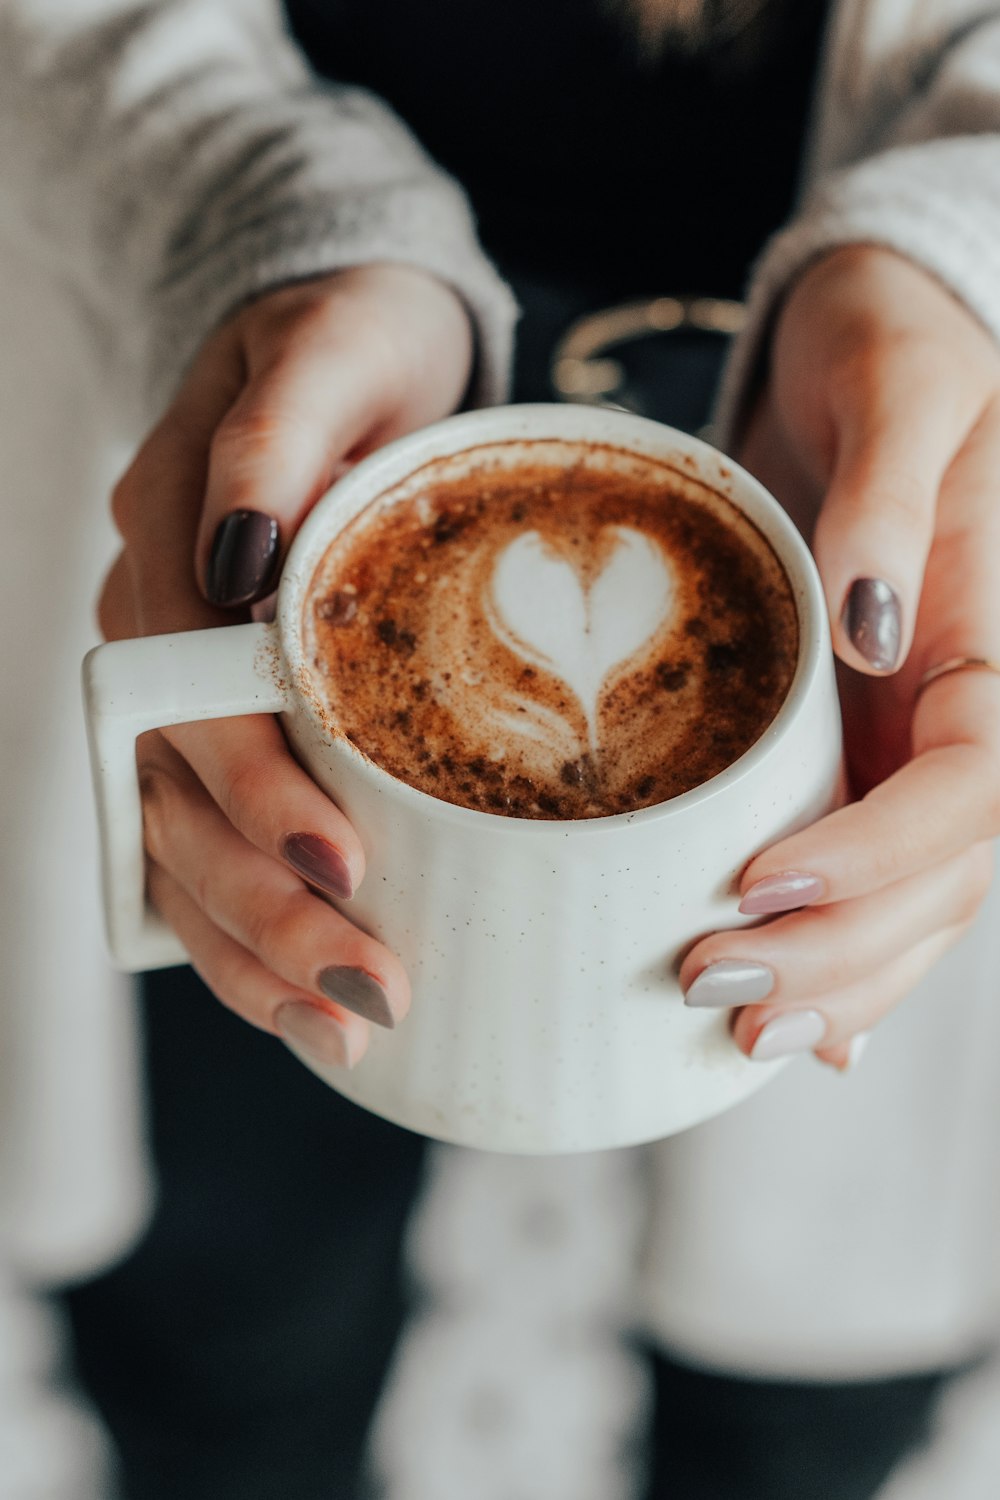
[486,526,675,753]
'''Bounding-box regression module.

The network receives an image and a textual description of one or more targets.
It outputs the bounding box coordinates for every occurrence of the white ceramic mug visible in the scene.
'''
[83,404,842,1153]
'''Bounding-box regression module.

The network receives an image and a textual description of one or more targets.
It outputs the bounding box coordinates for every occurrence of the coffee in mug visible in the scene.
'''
[304,442,798,818]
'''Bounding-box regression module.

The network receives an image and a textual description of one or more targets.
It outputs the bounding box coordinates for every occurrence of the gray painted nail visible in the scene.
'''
[751,1009,827,1061]
[318,966,395,1028]
[275,1001,357,1073]
[739,872,826,916]
[842,578,901,672]
[684,960,775,1009]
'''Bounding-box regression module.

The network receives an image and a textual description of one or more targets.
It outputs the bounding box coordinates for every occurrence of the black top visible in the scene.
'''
[284,0,829,301]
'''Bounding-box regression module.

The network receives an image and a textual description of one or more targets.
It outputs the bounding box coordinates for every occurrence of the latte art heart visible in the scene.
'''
[304,442,798,818]
[487,526,675,751]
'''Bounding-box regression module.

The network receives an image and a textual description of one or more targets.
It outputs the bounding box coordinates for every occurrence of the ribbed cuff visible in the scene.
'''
[146,198,518,415]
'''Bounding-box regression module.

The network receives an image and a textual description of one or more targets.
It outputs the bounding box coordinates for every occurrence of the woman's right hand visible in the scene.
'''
[99,264,475,1071]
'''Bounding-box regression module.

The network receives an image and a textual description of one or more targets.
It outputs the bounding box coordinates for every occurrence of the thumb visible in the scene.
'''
[196,269,473,608]
[813,356,973,675]
[196,333,405,608]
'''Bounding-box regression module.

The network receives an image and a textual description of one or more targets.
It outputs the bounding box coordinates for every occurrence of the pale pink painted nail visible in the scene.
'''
[846,1032,871,1071]
[739,871,826,916]
[750,1009,827,1062]
[684,960,775,1008]
[275,1001,361,1074]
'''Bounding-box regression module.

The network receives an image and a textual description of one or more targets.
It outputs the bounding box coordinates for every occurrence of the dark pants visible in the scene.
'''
[59,967,949,1500]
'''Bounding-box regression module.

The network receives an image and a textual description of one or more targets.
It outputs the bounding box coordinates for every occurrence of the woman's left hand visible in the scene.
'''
[679,245,1000,1069]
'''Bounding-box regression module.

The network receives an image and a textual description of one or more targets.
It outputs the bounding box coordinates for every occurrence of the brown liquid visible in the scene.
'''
[303,441,798,818]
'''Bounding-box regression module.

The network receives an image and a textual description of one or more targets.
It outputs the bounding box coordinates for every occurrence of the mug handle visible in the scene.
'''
[82,621,291,972]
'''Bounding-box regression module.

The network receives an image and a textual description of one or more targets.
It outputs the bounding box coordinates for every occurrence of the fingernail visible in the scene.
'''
[739,871,826,916]
[283,833,354,900]
[206,509,280,607]
[318,966,396,1029]
[841,578,901,672]
[750,1009,826,1061]
[684,959,775,1008]
[275,1000,361,1073]
[845,1031,871,1071]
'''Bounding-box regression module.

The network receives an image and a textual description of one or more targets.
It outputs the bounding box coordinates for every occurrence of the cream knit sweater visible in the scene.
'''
[5,2,1000,420]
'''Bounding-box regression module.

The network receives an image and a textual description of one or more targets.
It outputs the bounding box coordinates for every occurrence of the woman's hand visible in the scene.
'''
[100,264,474,1070]
[681,246,1000,1069]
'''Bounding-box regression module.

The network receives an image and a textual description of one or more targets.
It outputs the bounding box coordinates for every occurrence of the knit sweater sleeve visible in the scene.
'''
[0,0,517,415]
[716,13,1000,443]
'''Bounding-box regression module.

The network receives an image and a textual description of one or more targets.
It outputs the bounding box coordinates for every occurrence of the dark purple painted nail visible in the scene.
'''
[318,967,396,1029]
[283,833,354,900]
[206,509,280,607]
[739,871,826,916]
[841,578,901,673]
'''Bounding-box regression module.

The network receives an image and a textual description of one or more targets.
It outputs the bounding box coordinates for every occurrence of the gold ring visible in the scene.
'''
[916,656,1000,698]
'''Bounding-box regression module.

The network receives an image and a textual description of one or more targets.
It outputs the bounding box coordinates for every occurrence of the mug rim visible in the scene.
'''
[278,403,831,834]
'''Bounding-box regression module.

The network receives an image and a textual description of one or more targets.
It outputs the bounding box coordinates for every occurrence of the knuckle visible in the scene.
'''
[864,835,915,891]
[243,886,316,974]
[812,919,857,990]
[215,749,276,836]
[241,898,279,965]
[857,465,928,527]
[209,400,308,473]
[824,449,930,535]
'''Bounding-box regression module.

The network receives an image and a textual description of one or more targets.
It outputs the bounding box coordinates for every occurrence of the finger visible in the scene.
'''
[195,307,410,607]
[903,398,1000,685]
[97,551,137,642]
[812,1032,871,1074]
[139,734,409,1024]
[681,845,990,1007]
[111,335,244,635]
[737,391,822,542]
[147,861,369,1070]
[727,921,967,1062]
[815,344,983,674]
[738,728,1000,913]
[160,714,367,899]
